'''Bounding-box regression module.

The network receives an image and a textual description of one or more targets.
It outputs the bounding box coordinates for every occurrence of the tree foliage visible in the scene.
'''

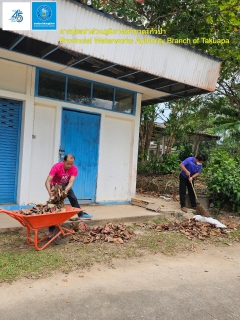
[89,0,239,78]
[206,149,240,212]
[158,97,205,155]
[85,0,240,166]
[88,0,240,149]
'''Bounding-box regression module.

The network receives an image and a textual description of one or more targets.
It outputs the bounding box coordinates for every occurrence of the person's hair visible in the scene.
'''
[63,154,75,161]
[196,154,206,162]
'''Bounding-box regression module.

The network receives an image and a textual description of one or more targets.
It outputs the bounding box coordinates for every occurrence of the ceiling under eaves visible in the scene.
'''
[0,28,210,105]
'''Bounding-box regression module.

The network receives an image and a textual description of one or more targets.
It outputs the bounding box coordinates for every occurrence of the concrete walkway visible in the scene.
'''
[0,194,194,229]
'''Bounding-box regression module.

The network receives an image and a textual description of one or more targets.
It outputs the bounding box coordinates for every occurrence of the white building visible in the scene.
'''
[0,0,221,209]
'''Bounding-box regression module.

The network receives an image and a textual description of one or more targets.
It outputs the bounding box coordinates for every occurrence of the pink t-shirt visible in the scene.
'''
[49,162,78,186]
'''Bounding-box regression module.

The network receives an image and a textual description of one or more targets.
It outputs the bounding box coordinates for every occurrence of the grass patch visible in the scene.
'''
[0,250,65,282]
[0,224,239,283]
[135,230,199,255]
[152,217,172,224]
[0,230,144,282]
[228,229,240,242]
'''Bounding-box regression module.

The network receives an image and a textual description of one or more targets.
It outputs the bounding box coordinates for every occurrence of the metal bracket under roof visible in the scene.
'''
[95,63,118,73]
[9,35,25,50]
[117,70,140,79]
[41,46,59,59]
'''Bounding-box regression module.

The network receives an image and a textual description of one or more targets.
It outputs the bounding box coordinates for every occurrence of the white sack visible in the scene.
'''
[193,215,227,228]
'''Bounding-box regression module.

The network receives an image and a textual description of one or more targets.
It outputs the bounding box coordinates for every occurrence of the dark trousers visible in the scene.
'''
[49,187,82,232]
[66,188,81,209]
[179,174,196,208]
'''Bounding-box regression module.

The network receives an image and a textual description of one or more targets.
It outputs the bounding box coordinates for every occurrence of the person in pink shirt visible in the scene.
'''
[45,154,92,235]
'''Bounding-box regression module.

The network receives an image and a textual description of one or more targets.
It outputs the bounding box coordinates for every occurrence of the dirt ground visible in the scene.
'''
[1,243,240,320]
[1,175,240,319]
[137,173,207,195]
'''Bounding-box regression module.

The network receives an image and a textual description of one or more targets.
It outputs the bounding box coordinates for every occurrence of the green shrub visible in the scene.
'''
[137,161,151,174]
[175,141,217,162]
[137,153,180,174]
[206,149,240,213]
[177,143,193,161]
[160,153,180,174]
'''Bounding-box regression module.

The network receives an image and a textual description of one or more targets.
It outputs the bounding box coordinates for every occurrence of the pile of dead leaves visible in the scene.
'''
[137,173,207,195]
[19,185,67,215]
[70,223,134,244]
[218,219,240,230]
[150,218,229,240]
[47,184,67,209]
[19,203,66,215]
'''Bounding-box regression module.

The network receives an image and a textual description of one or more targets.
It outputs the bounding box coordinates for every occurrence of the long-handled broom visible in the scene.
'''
[190,181,210,217]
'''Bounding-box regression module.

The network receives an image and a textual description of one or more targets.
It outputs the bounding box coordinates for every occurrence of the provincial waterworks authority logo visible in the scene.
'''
[32,2,57,30]
[36,5,52,21]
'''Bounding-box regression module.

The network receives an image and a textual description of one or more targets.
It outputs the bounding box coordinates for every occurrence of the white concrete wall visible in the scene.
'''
[0,59,27,94]
[96,92,141,202]
[28,104,56,203]
[96,115,134,202]
[0,58,141,205]
[17,66,35,205]
[130,92,142,197]
[0,58,35,205]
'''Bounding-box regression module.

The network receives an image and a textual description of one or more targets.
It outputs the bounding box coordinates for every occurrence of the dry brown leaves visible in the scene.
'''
[19,203,65,215]
[150,218,229,240]
[71,221,89,232]
[47,184,67,208]
[137,173,207,195]
[70,223,134,244]
[218,218,240,230]
[19,184,67,215]
[136,189,161,197]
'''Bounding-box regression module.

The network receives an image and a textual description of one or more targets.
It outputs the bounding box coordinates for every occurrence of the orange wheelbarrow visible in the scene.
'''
[0,205,82,251]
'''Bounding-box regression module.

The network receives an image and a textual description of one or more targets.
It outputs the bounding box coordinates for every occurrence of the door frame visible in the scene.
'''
[60,106,102,203]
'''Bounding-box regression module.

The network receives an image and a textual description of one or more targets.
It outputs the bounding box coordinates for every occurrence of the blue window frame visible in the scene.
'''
[35,68,136,115]
[38,70,66,100]
[114,89,135,114]
[67,77,91,105]
[92,83,114,109]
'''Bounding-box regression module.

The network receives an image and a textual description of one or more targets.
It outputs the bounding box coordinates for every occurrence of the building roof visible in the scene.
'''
[152,123,220,141]
[0,0,221,105]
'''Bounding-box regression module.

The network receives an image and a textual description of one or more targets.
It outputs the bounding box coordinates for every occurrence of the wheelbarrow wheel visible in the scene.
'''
[53,226,71,245]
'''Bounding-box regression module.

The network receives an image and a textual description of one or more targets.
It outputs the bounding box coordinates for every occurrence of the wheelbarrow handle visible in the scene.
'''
[0,208,22,214]
[0,208,15,214]
[0,208,27,226]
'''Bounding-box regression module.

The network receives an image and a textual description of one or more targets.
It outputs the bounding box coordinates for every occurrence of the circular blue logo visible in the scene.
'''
[37,5,52,21]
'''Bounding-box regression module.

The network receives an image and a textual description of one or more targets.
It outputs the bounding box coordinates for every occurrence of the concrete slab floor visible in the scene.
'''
[0,194,188,229]
[0,203,162,229]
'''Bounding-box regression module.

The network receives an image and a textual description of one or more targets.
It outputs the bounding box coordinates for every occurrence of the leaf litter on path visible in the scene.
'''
[70,222,134,244]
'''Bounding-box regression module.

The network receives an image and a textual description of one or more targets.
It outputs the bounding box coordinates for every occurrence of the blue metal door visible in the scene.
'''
[0,98,22,204]
[60,109,100,204]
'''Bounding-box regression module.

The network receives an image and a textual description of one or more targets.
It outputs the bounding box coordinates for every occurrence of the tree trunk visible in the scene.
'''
[165,133,175,156]
[156,140,162,160]
[138,107,156,162]
[138,125,146,161]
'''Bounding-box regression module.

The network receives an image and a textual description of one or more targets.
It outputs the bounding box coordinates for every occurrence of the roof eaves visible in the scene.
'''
[68,0,221,63]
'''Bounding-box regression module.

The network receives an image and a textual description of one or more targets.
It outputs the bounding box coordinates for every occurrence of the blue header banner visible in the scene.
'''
[32,2,57,30]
